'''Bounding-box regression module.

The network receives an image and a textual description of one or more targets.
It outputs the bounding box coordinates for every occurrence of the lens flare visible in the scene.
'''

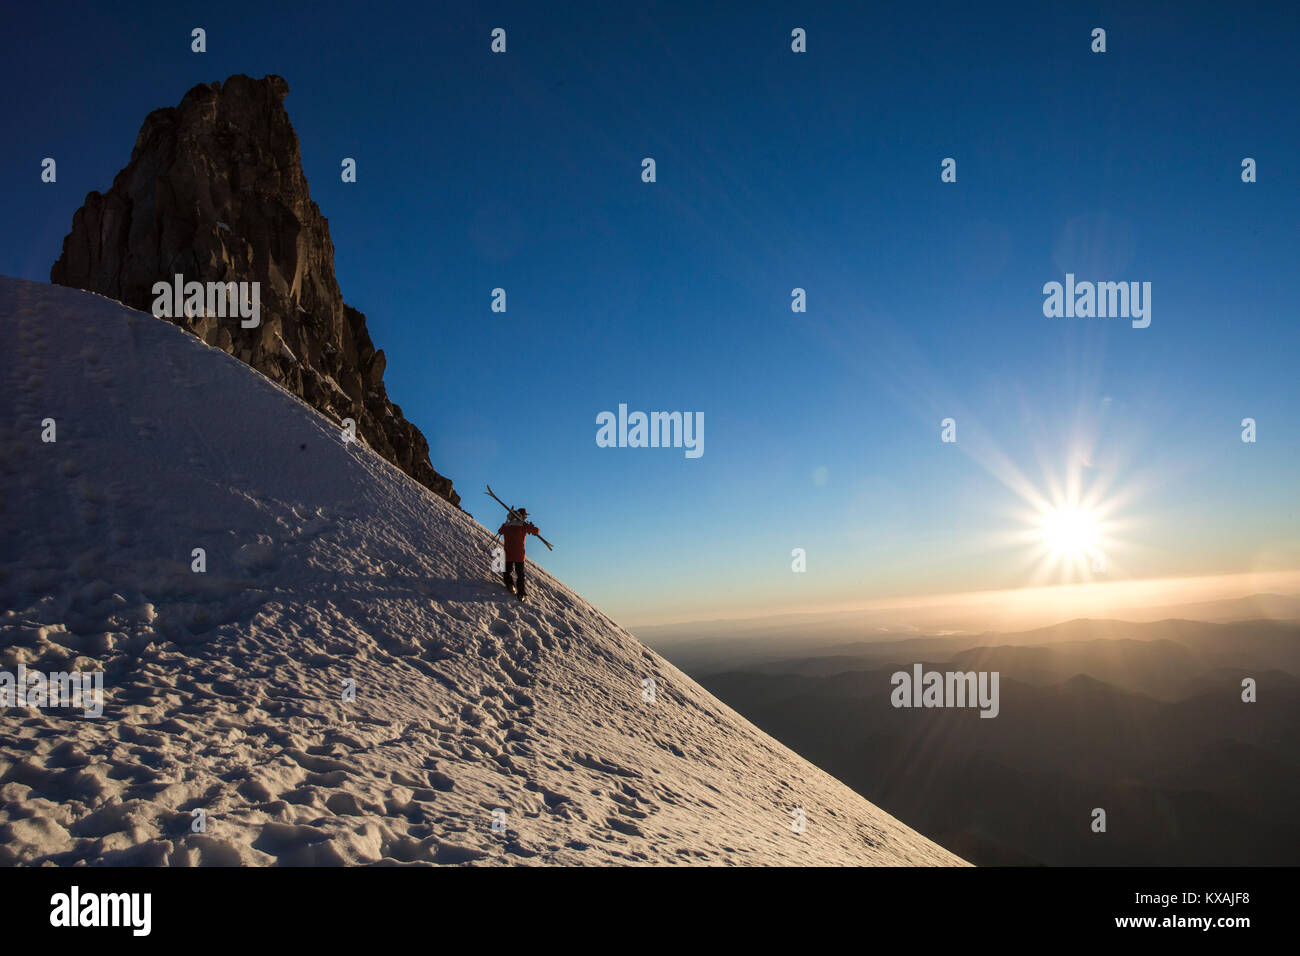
[1038,506,1101,558]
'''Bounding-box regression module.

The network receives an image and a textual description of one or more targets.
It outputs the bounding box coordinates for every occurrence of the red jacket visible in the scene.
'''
[498,520,540,562]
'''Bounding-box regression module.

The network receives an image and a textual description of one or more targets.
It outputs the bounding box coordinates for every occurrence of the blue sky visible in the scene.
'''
[2,1,1297,625]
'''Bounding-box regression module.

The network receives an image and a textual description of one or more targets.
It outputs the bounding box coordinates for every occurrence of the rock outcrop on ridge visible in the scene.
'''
[50,74,458,506]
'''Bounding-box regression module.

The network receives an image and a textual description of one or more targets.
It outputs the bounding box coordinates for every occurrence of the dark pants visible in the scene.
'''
[503,561,526,597]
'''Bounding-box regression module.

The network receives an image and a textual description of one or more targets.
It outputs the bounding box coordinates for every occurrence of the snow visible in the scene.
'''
[273,332,296,362]
[0,277,964,866]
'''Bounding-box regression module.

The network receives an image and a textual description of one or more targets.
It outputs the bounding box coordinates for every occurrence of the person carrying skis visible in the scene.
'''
[498,507,542,599]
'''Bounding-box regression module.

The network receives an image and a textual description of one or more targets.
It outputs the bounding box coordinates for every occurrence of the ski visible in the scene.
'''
[485,484,522,520]
[485,485,554,550]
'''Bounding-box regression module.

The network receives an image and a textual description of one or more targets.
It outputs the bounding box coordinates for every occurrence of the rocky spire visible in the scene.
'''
[50,74,459,506]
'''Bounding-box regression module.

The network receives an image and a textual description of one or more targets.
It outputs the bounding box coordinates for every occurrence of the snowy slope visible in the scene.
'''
[0,277,964,866]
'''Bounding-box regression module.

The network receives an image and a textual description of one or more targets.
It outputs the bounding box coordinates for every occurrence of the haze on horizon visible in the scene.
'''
[633,570,1300,637]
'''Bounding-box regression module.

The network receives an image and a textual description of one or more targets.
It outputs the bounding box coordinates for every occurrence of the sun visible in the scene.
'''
[1037,505,1101,558]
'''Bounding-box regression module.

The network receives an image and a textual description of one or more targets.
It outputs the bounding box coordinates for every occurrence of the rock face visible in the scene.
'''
[50,73,458,507]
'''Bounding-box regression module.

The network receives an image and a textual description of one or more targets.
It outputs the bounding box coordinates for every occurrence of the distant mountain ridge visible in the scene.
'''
[683,617,1300,865]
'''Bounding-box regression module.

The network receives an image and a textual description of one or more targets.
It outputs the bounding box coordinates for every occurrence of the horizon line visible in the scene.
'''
[628,568,1300,632]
